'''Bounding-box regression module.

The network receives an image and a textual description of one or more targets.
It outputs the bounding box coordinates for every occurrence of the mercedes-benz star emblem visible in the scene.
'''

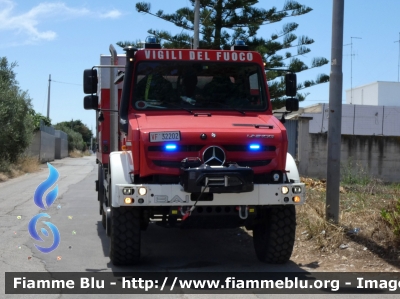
[203,146,226,166]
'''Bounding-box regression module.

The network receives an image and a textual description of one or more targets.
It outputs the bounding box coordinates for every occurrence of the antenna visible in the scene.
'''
[47,74,51,118]
[394,33,400,82]
[344,37,362,104]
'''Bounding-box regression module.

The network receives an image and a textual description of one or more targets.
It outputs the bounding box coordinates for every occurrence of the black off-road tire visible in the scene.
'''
[102,209,106,229]
[253,205,296,264]
[109,207,141,265]
[98,165,104,215]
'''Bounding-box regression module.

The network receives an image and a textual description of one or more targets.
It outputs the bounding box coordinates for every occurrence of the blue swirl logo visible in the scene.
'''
[28,163,61,253]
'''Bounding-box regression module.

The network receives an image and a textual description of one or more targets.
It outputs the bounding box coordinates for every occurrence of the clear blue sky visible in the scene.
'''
[2,0,400,134]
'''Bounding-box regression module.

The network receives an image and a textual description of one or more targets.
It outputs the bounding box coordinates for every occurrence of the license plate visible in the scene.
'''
[149,131,181,142]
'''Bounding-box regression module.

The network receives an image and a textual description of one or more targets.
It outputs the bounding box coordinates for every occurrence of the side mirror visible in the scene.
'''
[83,69,98,94]
[286,98,299,112]
[84,95,99,110]
[285,73,297,97]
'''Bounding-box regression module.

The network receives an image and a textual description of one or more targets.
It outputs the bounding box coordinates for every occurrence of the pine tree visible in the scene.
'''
[125,0,329,108]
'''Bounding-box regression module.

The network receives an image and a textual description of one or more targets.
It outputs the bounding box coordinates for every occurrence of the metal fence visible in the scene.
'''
[39,121,55,135]
[27,122,69,161]
[304,104,400,136]
[55,130,68,140]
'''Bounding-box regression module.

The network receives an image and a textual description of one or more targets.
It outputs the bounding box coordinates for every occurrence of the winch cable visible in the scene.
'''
[182,181,209,221]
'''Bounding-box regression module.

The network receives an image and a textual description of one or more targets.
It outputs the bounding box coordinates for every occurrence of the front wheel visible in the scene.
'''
[102,209,106,229]
[253,205,296,264]
[98,165,104,215]
[109,207,141,265]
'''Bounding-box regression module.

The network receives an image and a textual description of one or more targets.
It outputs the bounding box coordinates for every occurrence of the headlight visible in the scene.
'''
[293,186,302,194]
[138,187,147,196]
[123,188,133,195]
[281,186,289,194]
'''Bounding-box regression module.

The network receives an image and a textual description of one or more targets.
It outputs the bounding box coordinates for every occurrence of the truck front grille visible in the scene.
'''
[236,160,271,167]
[152,160,182,168]
[152,159,271,168]
[148,144,276,152]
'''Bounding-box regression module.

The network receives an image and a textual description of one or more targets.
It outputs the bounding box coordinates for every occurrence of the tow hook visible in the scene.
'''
[238,205,248,220]
[181,206,196,221]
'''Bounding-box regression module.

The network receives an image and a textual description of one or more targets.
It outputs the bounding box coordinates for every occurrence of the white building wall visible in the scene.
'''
[346,81,400,106]
[377,82,400,106]
[346,82,378,105]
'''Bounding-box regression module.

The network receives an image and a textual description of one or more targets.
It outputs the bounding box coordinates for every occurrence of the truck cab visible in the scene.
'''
[84,40,305,266]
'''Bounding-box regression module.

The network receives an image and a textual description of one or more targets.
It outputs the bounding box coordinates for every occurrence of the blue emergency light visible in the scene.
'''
[249,144,261,151]
[165,144,177,151]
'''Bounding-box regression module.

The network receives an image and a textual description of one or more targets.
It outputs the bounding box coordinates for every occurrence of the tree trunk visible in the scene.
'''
[212,0,223,49]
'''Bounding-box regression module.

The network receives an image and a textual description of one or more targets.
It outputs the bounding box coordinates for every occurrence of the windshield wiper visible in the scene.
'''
[167,102,194,114]
[180,107,194,114]
[203,101,246,115]
[232,108,246,115]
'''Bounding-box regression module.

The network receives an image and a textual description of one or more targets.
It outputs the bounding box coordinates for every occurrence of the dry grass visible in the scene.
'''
[297,177,400,261]
[69,150,82,158]
[0,172,8,182]
[0,150,92,181]
[16,156,41,173]
[69,150,92,158]
[0,156,40,182]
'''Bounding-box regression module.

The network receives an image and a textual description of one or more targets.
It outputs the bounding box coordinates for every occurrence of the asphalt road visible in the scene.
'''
[0,155,396,298]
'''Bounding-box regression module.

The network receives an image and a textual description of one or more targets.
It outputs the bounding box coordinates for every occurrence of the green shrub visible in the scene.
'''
[381,200,400,237]
[29,109,51,131]
[0,57,34,171]
[53,124,85,151]
[341,159,372,185]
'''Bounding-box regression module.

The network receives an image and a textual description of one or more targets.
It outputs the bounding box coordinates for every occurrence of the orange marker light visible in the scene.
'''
[124,198,133,204]
[293,196,301,203]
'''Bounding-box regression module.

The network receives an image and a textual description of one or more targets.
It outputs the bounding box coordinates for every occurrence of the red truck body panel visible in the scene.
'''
[97,48,287,179]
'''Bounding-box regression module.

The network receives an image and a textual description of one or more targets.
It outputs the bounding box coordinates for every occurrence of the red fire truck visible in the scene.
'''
[83,39,305,265]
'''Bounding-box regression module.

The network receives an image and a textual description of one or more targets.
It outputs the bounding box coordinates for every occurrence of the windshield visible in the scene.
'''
[132,61,268,111]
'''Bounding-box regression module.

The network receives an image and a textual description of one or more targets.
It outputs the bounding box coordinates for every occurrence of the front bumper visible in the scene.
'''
[113,182,305,207]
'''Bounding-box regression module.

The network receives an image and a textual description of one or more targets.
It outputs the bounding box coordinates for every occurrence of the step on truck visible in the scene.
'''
[83,39,305,265]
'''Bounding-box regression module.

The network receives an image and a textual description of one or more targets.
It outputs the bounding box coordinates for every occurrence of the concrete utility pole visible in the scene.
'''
[326,0,344,224]
[47,74,51,118]
[193,0,200,49]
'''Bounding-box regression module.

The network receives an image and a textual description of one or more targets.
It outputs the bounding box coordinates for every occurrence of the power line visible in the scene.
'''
[52,80,82,86]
